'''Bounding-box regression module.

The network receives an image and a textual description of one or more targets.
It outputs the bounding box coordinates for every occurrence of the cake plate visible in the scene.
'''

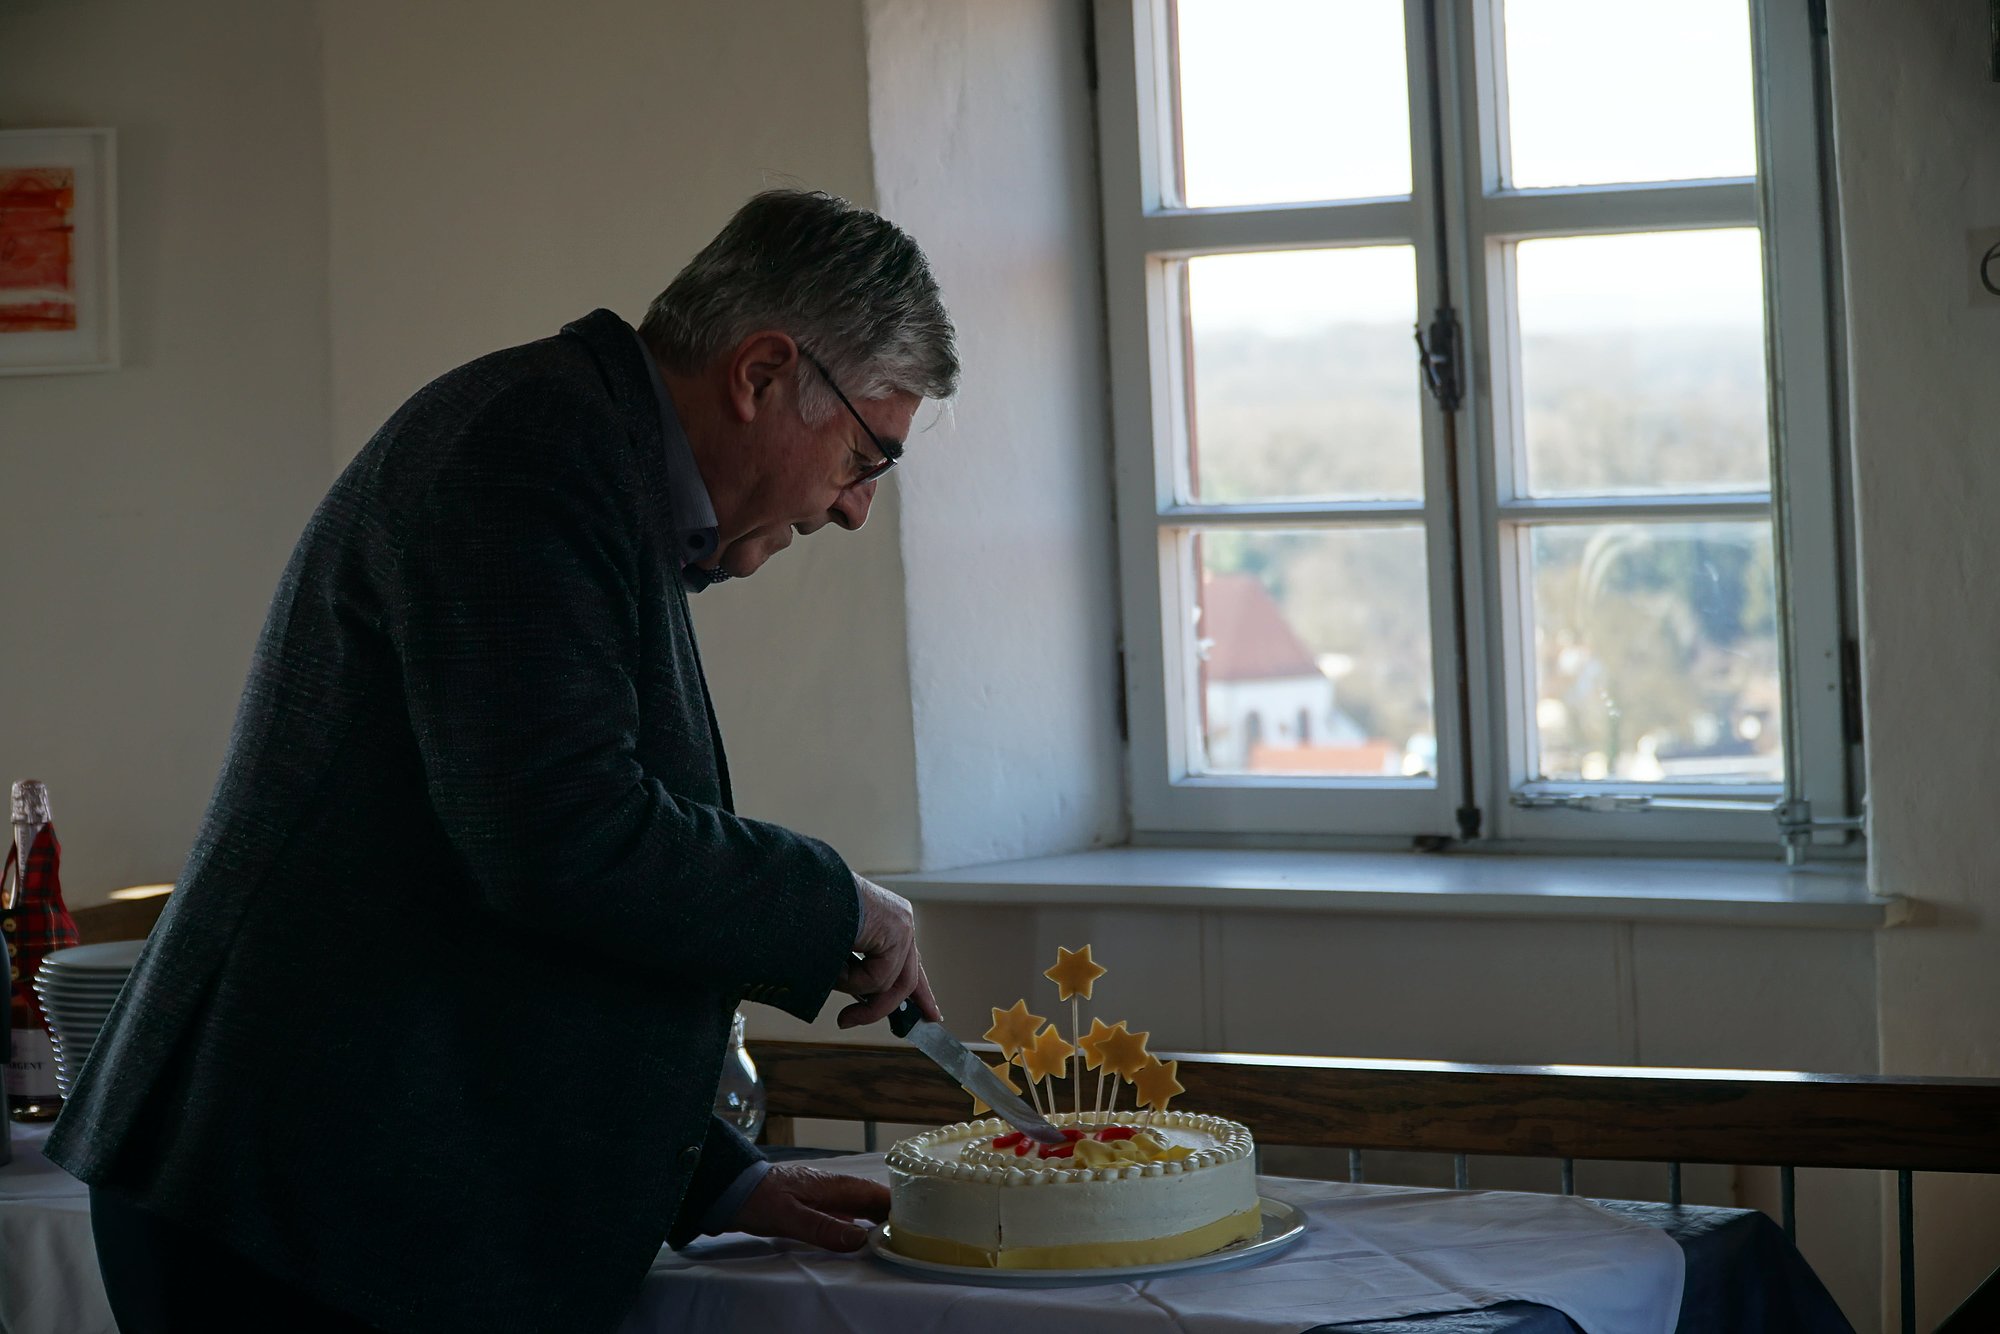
[868,1195,1305,1288]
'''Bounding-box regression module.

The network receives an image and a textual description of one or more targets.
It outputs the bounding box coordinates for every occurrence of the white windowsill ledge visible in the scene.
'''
[881,848,1902,930]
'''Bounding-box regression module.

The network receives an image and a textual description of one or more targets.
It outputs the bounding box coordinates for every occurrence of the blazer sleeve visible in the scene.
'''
[666,1115,765,1249]
[386,380,859,1019]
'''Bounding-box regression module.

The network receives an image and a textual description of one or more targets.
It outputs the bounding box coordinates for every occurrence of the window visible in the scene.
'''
[1094,0,1857,853]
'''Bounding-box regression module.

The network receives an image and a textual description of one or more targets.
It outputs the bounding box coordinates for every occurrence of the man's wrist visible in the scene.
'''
[698,1158,772,1235]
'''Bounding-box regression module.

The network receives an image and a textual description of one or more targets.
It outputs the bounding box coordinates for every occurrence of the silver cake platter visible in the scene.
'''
[867,1195,1305,1288]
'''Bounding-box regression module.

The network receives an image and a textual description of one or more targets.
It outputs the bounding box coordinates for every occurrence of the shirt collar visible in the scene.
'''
[632,330,724,579]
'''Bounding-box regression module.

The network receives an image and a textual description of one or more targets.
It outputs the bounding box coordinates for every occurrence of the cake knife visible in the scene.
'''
[890,999,1067,1145]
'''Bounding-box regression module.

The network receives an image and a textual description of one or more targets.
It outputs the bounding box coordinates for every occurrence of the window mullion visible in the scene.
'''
[1475,181,1758,238]
[1751,0,1857,855]
[1134,201,1418,255]
[1406,0,1487,841]
[1432,0,1510,843]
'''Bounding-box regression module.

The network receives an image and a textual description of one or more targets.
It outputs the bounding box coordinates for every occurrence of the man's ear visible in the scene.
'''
[725,331,800,424]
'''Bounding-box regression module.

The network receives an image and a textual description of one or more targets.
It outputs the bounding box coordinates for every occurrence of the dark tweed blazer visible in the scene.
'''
[44,309,860,1334]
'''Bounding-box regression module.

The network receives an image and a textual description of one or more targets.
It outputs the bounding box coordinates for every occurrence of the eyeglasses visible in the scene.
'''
[801,347,903,487]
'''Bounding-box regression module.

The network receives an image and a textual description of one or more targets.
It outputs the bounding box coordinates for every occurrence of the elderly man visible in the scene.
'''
[45,190,957,1334]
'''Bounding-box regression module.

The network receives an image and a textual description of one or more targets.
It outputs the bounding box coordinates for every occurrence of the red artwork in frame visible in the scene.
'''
[0,166,79,333]
[0,128,116,374]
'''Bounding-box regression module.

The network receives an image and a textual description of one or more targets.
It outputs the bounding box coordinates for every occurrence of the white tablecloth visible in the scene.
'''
[3,1129,1682,1334]
[631,1154,1685,1334]
[1,1121,117,1334]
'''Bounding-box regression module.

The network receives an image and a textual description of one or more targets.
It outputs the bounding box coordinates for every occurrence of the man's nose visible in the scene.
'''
[831,480,876,531]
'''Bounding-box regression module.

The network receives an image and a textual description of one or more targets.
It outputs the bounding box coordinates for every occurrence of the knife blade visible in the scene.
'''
[890,999,1066,1144]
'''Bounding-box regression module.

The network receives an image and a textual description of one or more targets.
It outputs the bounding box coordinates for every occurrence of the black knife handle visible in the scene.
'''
[889,997,921,1039]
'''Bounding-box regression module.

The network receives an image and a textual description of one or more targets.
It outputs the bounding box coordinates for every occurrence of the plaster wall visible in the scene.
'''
[315,0,923,872]
[1827,0,2000,1324]
[0,0,331,896]
[864,0,1129,871]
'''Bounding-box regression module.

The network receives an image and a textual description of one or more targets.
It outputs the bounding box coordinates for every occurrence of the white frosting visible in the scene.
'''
[886,1111,1259,1254]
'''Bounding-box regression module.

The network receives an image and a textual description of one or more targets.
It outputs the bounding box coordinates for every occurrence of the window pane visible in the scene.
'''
[1500,0,1757,189]
[1190,527,1433,778]
[1516,230,1770,497]
[1175,0,1412,207]
[1187,247,1423,503]
[1527,522,1782,785]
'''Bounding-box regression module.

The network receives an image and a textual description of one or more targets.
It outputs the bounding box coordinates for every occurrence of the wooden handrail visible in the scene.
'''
[756,1040,2000,1175]
[64,894,2000,1175]
[71,897,171,947]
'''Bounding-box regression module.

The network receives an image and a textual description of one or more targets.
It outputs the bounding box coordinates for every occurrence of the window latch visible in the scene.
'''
[1414,307,1464,414]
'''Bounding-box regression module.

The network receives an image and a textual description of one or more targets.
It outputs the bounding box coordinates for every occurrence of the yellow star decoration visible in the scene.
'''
[1022,1024,1078,1085]
[984,999,1045,1057]
[966,1060,1023,1116]
[1096,1023,1152,1080]
[1076,1017,1121,1072]
[1131,1056,1185,1112]
[1043,944,1108,1002]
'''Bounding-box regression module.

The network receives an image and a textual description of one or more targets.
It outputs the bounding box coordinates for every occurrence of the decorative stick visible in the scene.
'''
[1021,1057,1045,1116]
[1106,1076,1119,1118]
[1071,998,1083,1117]
[1096,1070,1108,1117]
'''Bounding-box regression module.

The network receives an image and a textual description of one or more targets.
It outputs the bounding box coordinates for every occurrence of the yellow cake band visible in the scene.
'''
[886,1206,1263,1270]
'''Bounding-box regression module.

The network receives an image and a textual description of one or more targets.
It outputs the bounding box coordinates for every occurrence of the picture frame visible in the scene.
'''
[0,127,118,375]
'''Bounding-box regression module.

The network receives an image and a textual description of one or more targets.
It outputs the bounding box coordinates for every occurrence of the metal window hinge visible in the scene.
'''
[1841,636,1864,746]
[1415,306,1464,414]
[1114,647,1129,742]
[1774,799,1865,839]
[1083,8,1100,93]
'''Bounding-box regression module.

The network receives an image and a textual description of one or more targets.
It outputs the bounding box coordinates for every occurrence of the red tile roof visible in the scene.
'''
[1201,572,1322,682]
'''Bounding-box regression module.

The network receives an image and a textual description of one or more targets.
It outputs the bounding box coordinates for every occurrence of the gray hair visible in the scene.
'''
[639,190,958,423]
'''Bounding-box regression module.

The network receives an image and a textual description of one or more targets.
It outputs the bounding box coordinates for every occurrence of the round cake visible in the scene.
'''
[884,1110,1260,1269]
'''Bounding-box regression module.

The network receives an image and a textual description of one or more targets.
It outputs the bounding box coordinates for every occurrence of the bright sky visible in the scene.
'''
[1174,0,1762,334]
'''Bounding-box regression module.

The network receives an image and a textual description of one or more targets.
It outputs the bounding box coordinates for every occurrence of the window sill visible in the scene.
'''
[881,847,1902,930]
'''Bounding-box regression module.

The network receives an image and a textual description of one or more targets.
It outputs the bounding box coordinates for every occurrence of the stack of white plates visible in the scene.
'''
[30,939,143,1096]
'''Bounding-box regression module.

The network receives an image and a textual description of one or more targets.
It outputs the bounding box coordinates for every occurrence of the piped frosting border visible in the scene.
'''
[887,1111,1254,1187]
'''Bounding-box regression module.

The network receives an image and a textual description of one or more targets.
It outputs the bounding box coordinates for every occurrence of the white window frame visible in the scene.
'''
[1093,0,1859,855]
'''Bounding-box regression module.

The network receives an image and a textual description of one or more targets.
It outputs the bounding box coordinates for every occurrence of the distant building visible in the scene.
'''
[1198,572,1381,772]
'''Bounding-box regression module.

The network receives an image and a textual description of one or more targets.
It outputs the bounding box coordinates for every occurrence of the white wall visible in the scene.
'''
[1829,0,2000,1324]
[0,0,331,897]
[866,0,1129,870]
[316,0,924,874]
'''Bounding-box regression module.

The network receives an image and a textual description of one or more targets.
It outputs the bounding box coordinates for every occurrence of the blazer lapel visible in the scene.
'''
[671,575,734,813]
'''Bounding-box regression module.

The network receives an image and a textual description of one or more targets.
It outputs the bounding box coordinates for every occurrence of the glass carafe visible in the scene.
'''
[713,1010,765,1140]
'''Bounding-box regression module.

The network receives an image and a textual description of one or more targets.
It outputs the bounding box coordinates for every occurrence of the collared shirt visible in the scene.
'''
[633,332,764,1223]
[631,331,873,1231]
[632,330,727,588]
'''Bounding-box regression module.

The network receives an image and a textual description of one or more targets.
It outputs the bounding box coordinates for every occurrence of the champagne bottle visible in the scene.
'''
[5,780,76,1122]
[1,927,13,1163]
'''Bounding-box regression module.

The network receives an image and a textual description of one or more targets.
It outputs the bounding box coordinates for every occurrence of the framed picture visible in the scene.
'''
[0,127,118,375]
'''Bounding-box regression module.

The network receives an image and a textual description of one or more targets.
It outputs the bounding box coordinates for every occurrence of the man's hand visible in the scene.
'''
[836,874,941,1029]
[724,1164,890,1251]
